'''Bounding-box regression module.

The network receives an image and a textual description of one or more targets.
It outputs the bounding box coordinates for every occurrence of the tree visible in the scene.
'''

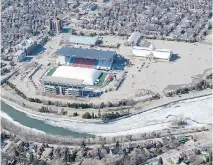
[116,141,119,148]
[80,141,86,148]
[100,102,105,108]
[98,109,101,118]
[82,112,92,119]
[79,31,84,36]
[29,153,34,163]
[158,157,163,165]
[47,101,52,105]
[61,108,67,115]
[73,112,78,117]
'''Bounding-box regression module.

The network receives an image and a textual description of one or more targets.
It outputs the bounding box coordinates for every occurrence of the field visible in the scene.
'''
[46,67,57,76]
[96,72,108,86]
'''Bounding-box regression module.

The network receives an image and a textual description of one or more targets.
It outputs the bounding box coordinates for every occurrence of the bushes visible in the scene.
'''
[6,81,135,111]
[73,112,79,117]
[38,106,57,114]
[67,103,93,109]
[60,108,67,115]
[101,112,122,121]
[82,112,92,119]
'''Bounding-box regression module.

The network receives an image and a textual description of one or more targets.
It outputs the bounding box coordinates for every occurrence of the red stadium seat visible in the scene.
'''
[72,58,95,68]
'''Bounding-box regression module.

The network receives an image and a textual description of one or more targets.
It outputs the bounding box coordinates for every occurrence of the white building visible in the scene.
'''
[15,50,27,62]
[15,39,39,56]
[127,32,142,46]
[51,66,102,85]
[132,44,173,61]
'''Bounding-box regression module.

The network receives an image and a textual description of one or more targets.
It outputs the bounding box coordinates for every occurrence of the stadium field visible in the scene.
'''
[47,67,57,76]
[97,72,107,86]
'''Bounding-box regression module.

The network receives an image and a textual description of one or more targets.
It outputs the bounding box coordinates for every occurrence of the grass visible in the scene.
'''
[47,67,57,76]
[96,72,108,86]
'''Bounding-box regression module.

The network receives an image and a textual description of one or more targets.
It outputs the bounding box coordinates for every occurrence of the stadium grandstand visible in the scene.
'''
[41,66,113,97]
[56,47,116,70]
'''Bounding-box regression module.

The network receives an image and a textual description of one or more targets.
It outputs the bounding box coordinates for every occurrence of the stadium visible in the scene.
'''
[41,46,115,97]
[56,46,116,70]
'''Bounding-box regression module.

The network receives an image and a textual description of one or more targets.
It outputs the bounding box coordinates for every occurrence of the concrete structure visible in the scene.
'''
[127,32,142,46]
[132,44,173,61]
[49,17,63,34]
[56,47,115,70]
[41,66,102,96]
[64,35,101,46]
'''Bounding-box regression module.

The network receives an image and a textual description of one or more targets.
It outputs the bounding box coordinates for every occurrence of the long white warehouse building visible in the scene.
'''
[132,45,173,61]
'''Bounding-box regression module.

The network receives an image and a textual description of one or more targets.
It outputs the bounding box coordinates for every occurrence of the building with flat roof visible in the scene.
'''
[132,44,173,61]
[41,66,108,97]
[56,46,116,70]
[63,35,101,46]
[127,32,142,46]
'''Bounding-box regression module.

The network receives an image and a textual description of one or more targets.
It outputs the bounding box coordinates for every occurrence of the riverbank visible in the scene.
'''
[1,92,212,137]
[1,84,212,124]
[1,108,212,146]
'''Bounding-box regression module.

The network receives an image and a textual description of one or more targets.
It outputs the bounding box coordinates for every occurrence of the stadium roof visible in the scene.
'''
[56,47,116,60]
[68,35,99,45]
[43,76,83,86]
[46,66,102,85]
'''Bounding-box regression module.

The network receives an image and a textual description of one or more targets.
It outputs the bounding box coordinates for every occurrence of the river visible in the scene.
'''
[1,95,212,137]
[1,101,93,138]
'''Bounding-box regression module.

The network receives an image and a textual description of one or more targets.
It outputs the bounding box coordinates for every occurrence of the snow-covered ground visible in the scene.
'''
[24,95,212,137]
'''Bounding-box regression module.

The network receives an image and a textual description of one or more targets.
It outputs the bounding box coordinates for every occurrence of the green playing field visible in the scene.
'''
[47,67,57,76]
[96,72,107,86]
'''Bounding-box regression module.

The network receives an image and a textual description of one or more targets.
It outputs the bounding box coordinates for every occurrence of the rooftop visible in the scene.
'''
[45,66,103,85]
[68,35,99,45]
[128,32,142,43]
[56,46,116,60]
[140,40,152,48]
[43,76,84,86]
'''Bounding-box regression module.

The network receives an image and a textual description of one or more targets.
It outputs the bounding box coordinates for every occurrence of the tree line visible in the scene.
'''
[81,110,129,122]
[6,81,136,110]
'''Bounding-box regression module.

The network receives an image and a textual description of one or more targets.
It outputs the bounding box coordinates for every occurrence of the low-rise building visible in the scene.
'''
[132,44,173,62]
[127,31,142,46]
